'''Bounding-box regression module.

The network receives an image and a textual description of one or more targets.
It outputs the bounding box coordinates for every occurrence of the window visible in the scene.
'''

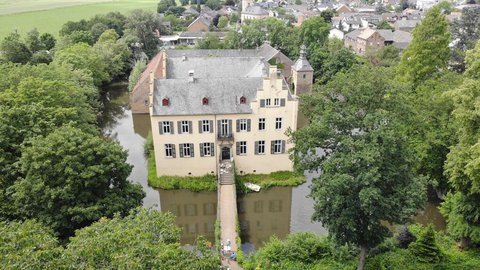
[239,119,247,131]
[201,120,210,133]
[162,98,169,106]
[219,119,231,137]
[202,97,209,105]
[165,144,175,158]
[258,118,265,131]
[240,96,247,104]
[302,74,306,79]
[200,142,214,157]
[265,98,271,106]
[181,143,193,157]
[274,98,280,106]
[275,117,282,130]
[162,121,171,134]
[256,140,265,155]
[271,140,285,154]
[181,121,189,133]
[237,141,247,155]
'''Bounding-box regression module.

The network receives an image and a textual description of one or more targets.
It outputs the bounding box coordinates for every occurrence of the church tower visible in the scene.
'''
[242,0,253,12]
[291,45,313,96]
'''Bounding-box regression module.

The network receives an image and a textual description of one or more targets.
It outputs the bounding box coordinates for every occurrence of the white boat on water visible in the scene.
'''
[245,183,261,192]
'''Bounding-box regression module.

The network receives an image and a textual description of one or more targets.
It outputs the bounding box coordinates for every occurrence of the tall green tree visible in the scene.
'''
[450,7,480,71]
[291,65,426,270]
[157,0,176,13]
[93,29,131,79]
[124,9,164,58]
[397,5,450,86]
[0,32,32,64]
[11,126,144,237]
[440,42,480,246]
[299,16,330,50]
[53,42,110,86]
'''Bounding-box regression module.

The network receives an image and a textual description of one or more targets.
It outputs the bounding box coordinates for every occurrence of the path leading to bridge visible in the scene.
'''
[218,160,242,270]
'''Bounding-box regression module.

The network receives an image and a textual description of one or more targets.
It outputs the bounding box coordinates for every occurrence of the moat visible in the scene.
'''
[100,83,446,253]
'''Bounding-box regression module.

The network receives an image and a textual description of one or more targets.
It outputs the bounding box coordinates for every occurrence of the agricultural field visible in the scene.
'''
[0,0,158,38]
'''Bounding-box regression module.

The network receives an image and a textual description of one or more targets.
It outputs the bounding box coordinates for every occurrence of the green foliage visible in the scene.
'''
[364,45,400,67]
[128,59,147,91]
[144,132,154,157]
[236,171,305,190]
[291,65,426,268]
[397,226,417,249]
[148,154,217,191]
[376,20,393,30]
[205,0,222,10]
[450,7,480,71]
[63,208,218,269]
[53,42,110,86]
[397,5,450,86]
[158,0,176,13]
[295,0,302,4]
[409,225,443,263]
[217,16,228,29]
[124,9,163,58]
[319,9,335,23]
[40,32,56,50]
[11,126,144,237]
[0,32,32,64]
[244,233,357,270]
[440,44,480,243]
[0,220,62,269]
[196,33,223,49]
[299,16,330,50]
[308,38,358,84]
[93,29,131,79]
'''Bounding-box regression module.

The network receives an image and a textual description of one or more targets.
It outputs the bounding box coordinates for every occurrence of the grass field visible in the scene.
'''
[0,0,158,39]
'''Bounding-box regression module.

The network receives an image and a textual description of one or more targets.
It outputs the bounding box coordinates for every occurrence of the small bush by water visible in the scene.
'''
[147,154,217,191]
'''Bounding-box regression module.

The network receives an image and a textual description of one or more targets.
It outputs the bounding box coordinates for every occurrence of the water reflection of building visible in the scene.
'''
[238,187,292,247]
[158,189,217,244]
[132,114,150,139]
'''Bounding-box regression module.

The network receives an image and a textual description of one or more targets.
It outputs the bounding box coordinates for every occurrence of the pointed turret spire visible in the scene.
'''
[299,44,307,60]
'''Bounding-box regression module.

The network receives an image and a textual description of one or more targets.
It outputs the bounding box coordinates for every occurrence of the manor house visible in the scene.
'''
[146,46,312,177]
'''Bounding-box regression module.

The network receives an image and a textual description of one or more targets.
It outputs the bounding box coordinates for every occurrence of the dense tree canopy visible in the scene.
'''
[291,65,426,269]
[11,126,144,237]
[450,7,480,71]
[397,6,450,86]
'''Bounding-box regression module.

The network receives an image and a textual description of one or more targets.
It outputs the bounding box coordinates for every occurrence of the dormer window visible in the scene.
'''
[240,96,246,104]
[162,98,169,106]
[202,97,209,105]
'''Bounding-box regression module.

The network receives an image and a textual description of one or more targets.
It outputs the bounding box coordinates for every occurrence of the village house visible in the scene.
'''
[344,28,412,55]
[146,46,312,177]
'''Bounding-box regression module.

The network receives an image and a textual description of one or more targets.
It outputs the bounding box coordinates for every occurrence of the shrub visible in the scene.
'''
[409,225,443,263]
[397,226,417,249]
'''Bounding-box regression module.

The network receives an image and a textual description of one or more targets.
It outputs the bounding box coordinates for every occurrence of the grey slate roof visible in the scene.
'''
[243,5,269,15]
[153,78,262,115]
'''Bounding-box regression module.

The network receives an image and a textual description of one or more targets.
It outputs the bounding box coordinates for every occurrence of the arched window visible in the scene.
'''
[240,96,247,104]
[162,98,169,106]
[202,97,209,105]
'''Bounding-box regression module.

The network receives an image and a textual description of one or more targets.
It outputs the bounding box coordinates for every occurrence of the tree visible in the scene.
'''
[124,9,164,58]
[205,0,222,10]
[299,16,330,50]
[0,32,31,64]
[450,7,480,71]
[60,19,89,37]
[0,220,62,269]
[94,29,132,79]
[364,45,400,67]
[11,126,144,237]
[166,6,186,16]
[40,33,56,50]
[376,20,394,30]
[320,9,335,23]
[397,5,450,86]
[158,0,176,13]
[217,16,228,29]
[290,65,426,270]
[53,43,110,86]
[308,38,358,84]
[196,33,223,49]
[409,225,443,263]
[62,208,218,269]
[24,28,43,52]
[440,42,480,246]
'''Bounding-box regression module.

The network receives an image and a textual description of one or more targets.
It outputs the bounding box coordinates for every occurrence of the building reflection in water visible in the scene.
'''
[238,187,292,250]
[158,189,217,245]
[132,113,151,139]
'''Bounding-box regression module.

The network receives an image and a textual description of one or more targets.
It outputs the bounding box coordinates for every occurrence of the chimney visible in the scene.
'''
[188,70,195,83]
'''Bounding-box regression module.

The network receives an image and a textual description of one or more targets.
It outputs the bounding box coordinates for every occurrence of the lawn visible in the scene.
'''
[147,154,218,191]
[0,0,158,38]
[236,170,305,190]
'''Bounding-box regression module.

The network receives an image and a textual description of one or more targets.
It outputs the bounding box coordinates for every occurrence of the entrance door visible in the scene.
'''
[221,147,230,160]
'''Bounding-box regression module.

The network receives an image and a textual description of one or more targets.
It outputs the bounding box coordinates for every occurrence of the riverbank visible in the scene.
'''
[236,171,305,193]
